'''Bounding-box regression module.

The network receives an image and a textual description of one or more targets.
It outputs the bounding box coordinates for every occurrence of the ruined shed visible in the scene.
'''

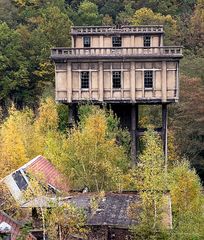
[0,155,69,204]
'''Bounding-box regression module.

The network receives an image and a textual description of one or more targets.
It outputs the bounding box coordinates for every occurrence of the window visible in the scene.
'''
[81,71,89,89]
[144,35,151,47]
[113,71,121,88]
[0,233,11,240]
[83,36,90,47]
[144,71,153,88]
[12,170,28,191]
[112,36,122,47]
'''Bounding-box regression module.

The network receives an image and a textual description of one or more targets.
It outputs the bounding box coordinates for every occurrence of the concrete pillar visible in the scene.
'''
[71,36,74,48]
[99,35,104,47]
[67,62,72,103]
[162,104,168,172]
[160,34,164,47]
[131,35,135,47]
[68,104,73,127]
[162,61,167,102]
[131,62,136,102]
[131,104,138,165]
[99,62,103,101]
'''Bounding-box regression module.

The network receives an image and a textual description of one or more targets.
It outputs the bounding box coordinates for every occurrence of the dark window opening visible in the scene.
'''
[144,71,153,88]
[81,71,89,89]
[83,36,90,47]
[0,233,11,240]
[144,35,151,47]
[112,36,122,47]
[113,71,121,88]
[12,170,28,191]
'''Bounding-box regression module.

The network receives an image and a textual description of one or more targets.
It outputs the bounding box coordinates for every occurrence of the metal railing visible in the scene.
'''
[51,47,183,58]
[71,25,164,34]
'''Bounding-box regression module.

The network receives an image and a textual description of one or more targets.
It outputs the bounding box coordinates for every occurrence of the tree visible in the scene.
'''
[75,0,102,26]
[168,161,204,239]
[190,0,204,53]
[130,128,204,239]
[0,23,29,107]
[0,0,19,27]
[22,174,88,240]
[0,97,62,178]
[116,3,134,25]
[130,127,167,239]
[44,202,88,240]
[102,14,113,25]
[17,5,72,106]
[57,107,129,191]
[131,8,179,45]
[169,75,204,177]
[0,106,33,178]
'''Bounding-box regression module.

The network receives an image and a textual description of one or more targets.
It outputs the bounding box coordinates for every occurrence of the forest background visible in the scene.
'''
[0,0,203,180]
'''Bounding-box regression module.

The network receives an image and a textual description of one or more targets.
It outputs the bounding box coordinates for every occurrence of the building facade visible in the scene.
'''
[51,25,183,162]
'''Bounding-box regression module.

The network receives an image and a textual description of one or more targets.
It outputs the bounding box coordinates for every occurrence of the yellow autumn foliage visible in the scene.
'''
[131,7,179,45]
[58,109,129,191]
[0,98,59,179]
[0,106,32,177]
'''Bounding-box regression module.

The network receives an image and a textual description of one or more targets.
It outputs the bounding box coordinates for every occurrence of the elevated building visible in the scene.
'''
[51,25,183,163]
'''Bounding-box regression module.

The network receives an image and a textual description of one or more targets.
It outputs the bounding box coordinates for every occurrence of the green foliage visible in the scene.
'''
[58,108,129,191]
[0,22,29,106]
[130,128,204,239]
[116,3,134,24]
[129,127,204,239]
[131,8,180,45]
[181,52,204,80]
[75,0,102,25]
[44,202,88,240]
[78,105,131,154]
[17,222,32,240]
[189,0,204,53]
[169,75,204,162]
[57,104,69,132]
[130,128,167,239]
[167,161,204,239]
[0,0,19,27]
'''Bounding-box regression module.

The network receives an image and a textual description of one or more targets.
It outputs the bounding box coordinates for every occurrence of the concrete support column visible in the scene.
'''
[131,35,135,47]
[99,62,103,101]
[162,61,167,102]
[67,62,72,103]
[71,36,75,48]
[162,104,168,171]
[160,35,164,47]
[99,35,104,47]
[68,104,73,127]
[131,62,136,101]
[131,104,138,165]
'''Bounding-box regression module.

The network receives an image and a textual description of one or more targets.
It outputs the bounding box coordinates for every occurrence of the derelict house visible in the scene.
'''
[51,25,183,162]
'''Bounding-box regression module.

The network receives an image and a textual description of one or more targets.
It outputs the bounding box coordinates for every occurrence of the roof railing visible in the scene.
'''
[51,46,183,58]
[71,25,164,34]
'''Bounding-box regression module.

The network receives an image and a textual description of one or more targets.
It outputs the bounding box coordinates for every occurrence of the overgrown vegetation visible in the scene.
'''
[0,0,204,238]
[130,128,204,239]
[0,0,203,176]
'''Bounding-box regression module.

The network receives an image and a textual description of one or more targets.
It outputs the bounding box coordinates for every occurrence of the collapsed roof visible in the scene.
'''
[0,155,69,203]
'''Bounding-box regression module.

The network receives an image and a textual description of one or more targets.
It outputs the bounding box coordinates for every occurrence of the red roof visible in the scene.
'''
[24,155,69,193]
[0,211,36,240]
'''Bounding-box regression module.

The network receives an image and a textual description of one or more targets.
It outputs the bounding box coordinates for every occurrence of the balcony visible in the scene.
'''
[51,47,183,60]
[71,25,164,35]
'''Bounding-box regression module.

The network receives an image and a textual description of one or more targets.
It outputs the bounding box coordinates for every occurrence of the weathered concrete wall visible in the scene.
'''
[73,35,162,48]
[55,61,178,103]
